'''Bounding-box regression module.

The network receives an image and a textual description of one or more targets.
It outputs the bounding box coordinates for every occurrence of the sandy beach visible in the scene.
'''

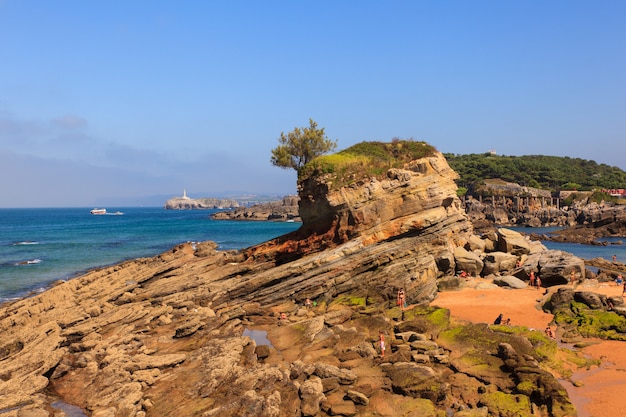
[432,278,626,417]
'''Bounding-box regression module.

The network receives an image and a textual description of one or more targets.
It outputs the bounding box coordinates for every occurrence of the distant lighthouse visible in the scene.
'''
[182,189,190,199]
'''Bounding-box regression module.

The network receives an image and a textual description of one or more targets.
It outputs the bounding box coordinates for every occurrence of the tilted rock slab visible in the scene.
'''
[0,151,477,415]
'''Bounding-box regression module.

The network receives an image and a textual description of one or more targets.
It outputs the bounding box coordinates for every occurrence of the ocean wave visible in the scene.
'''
[13,241,40,245]
[14,259,43,265]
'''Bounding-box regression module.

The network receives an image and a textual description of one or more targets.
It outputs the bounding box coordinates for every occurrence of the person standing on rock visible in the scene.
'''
[535,275,542,290]
[397,289,406,310]
[378,331,386,357]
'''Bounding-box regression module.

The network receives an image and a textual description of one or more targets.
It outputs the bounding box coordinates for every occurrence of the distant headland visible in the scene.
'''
[164,190,301,222]
[163,189,240,210]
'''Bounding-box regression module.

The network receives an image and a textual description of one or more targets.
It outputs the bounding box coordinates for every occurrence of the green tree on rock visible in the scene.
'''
[271,119,337,172]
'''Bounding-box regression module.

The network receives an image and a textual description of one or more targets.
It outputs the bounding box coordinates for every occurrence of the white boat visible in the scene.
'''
[90,208,107,215]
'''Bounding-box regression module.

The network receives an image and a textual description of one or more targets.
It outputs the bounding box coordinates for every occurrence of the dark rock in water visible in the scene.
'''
[254,344,271,360]
[211,195,300,222]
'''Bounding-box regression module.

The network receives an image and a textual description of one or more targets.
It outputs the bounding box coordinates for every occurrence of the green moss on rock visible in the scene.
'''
[479,391,532,417]
[516,380,537,396]
[331,294,368,308]
[555,300,626,340]
[395,306,451,336]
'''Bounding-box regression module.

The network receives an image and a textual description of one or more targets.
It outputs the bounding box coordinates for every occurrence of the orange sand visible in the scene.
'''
[432,278,626,417]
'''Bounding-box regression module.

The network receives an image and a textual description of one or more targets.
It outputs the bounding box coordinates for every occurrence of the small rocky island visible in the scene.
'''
[3,140,615,417]
[164,190,240,210]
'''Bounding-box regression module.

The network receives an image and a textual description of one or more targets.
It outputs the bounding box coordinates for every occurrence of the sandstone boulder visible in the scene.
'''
[435,250,456,276]
[345,389,369,406]
[482,251,519,275]
[466,235,486,252]
[496,228,531,255]
[300,376,325,416]
[384,362,446,402]
[523,250,585,287]
[493,276,528,289]
[454,246,484,276]
[314,363,357,385]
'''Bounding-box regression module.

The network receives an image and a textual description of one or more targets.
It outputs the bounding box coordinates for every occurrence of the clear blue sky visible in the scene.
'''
[1,1,624,207]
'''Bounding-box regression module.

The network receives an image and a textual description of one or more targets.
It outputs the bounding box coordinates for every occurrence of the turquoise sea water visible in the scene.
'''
[0,207,300,302]
[543,239,626,263]
[508,226,626,263]
[2,210,625,303]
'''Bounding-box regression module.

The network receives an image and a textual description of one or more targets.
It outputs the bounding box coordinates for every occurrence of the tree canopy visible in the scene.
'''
[270,119,337,172]
[444,152,626,191]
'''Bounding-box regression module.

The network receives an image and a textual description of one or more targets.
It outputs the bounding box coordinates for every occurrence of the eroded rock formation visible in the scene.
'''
[0,146,578,417]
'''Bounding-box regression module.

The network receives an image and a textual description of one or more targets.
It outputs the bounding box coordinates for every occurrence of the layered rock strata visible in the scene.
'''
[0,147,578,416]
[466,196,626,232]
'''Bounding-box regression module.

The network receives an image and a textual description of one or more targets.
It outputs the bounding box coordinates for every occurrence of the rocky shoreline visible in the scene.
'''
[210,196,300,222]
[1,145,623,416]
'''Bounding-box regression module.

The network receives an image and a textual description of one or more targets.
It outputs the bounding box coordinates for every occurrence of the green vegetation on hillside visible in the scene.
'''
[444,153,626,192]
[300,139,437,188]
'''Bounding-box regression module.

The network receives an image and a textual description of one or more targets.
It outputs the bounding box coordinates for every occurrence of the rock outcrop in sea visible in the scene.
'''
[211,196,300,222]
[164,194,240,210]
[0,142,580,417]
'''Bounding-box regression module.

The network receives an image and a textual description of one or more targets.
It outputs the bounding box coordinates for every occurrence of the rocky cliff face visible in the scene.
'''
[466,195,626,232]
[243,152,472,305]
[297,153,465,246]
[0,147,577,417]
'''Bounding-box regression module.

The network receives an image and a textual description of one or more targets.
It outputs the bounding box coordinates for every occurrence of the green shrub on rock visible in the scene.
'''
[478,391,532,417]
[300,140,437,190]
[555,300,626,341]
